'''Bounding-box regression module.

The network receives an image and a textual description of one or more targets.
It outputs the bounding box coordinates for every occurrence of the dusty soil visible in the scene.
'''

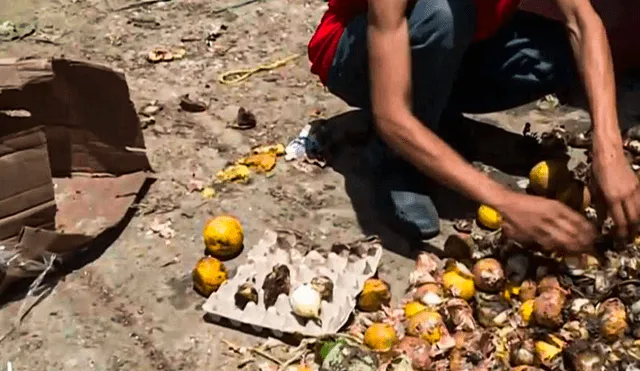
[0,0,638,370]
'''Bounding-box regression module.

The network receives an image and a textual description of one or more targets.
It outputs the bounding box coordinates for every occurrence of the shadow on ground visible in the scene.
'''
[0,178,154,308]
[318,109,547,259]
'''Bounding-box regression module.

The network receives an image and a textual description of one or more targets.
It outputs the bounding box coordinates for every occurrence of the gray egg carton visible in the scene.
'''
[202,229,383,337]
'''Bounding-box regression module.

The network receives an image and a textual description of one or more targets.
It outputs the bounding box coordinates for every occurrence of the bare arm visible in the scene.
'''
[553,0,640,239]
[366,0,508,208]
[553,0,621,152]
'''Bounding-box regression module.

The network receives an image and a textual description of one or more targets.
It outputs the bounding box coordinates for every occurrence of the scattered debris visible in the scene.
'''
[138,100,163,128]
[228,107,257,130]
[216,164,251,183]
[214,144,286,183]
[114,0,173,12]
[537,94,561,111]
[147,48,186,63]
[206,23,228,46]
[127,17,161,29]
[252,144,285,156]
[140,116,156,128]
[238,153,277,173]
[139,100,164,116]
[201,187,216,199]
[187,178,205,192]
[0,21,36,42]
[148,218,175,240]
[452,219,473,234]
[160,256,180,267]
[179,94,208,112]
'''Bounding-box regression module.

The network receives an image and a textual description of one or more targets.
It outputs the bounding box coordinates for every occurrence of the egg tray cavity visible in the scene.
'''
[202,229,383,337]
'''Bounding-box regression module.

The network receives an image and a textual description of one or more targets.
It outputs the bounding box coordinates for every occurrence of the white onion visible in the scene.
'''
[290,283,322,319]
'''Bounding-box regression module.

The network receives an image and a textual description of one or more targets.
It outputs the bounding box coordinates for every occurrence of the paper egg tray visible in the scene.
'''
[202,229,383,337]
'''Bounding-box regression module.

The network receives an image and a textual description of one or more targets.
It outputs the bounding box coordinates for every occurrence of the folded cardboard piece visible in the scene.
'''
[0,57,153,294]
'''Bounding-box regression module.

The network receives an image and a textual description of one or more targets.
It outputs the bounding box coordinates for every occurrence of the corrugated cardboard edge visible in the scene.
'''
[0,57,153,293]
[0,57,151,175]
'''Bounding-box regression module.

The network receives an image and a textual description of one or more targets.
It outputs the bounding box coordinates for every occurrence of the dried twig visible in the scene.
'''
[222,339,283,365]
[115,0,171,12]
[0,255,56,344]
[280,350,307,369]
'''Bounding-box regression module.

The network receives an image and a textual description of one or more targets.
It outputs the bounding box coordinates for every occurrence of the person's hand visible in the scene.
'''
[495,191,597,254]
[592,148,640,240]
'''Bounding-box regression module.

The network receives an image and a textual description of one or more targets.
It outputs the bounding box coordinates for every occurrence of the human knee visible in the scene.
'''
[408,0,476,51]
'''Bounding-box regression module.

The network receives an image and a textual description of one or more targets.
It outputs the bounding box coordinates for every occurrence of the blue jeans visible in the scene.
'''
[326,0,576,132]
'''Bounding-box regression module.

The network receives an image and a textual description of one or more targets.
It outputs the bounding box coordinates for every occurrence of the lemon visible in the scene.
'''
[357,278,391,312]
[404,301,428,318]
[529,160,570,196]
[406,311,445,344]
[598,298,628,340]
[203,215,244,259]
[442,261,475,301]
[535,340,562,363]
[519,299,535,325]
[363,323,398,352]
[477,205,502,230]
[192,257,228,297]
[502,281,521,301]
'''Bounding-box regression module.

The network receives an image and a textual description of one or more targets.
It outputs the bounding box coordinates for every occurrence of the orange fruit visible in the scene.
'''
[203,215,244,258]
[192,257,228,297]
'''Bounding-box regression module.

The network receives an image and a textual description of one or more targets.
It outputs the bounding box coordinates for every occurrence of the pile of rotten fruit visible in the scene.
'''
[193,127,640,370]
[324,127,640,371]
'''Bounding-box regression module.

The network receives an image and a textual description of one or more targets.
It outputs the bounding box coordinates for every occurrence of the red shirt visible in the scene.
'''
[308,0,522,84]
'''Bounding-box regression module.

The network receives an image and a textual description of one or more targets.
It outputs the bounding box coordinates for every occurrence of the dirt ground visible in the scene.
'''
[0,0,639,370]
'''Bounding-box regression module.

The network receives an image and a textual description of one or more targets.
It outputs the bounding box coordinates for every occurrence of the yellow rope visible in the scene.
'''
[218,53,301,85]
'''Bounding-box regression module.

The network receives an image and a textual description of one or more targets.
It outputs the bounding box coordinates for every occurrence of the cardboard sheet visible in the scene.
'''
[0,57,153,293]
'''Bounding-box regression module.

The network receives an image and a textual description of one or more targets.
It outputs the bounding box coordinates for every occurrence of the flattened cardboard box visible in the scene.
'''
[0,57,153,292]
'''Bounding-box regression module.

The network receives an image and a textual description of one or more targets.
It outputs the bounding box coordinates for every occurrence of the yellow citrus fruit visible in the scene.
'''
[520,299,535,325]
[477,205,502,230]
[406,311,445,344]
[404,301,428,318]
[363,323,398,352]
[529,160,570,196]
[442,271,475,301]
[357,278,391,312]
[502,281,521,301]
[556,180,591,211]
[203,215,244,259]
[535,340,562,363]
[296,364,313,371]
[598,298,628,340]
[192,256,228,297]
